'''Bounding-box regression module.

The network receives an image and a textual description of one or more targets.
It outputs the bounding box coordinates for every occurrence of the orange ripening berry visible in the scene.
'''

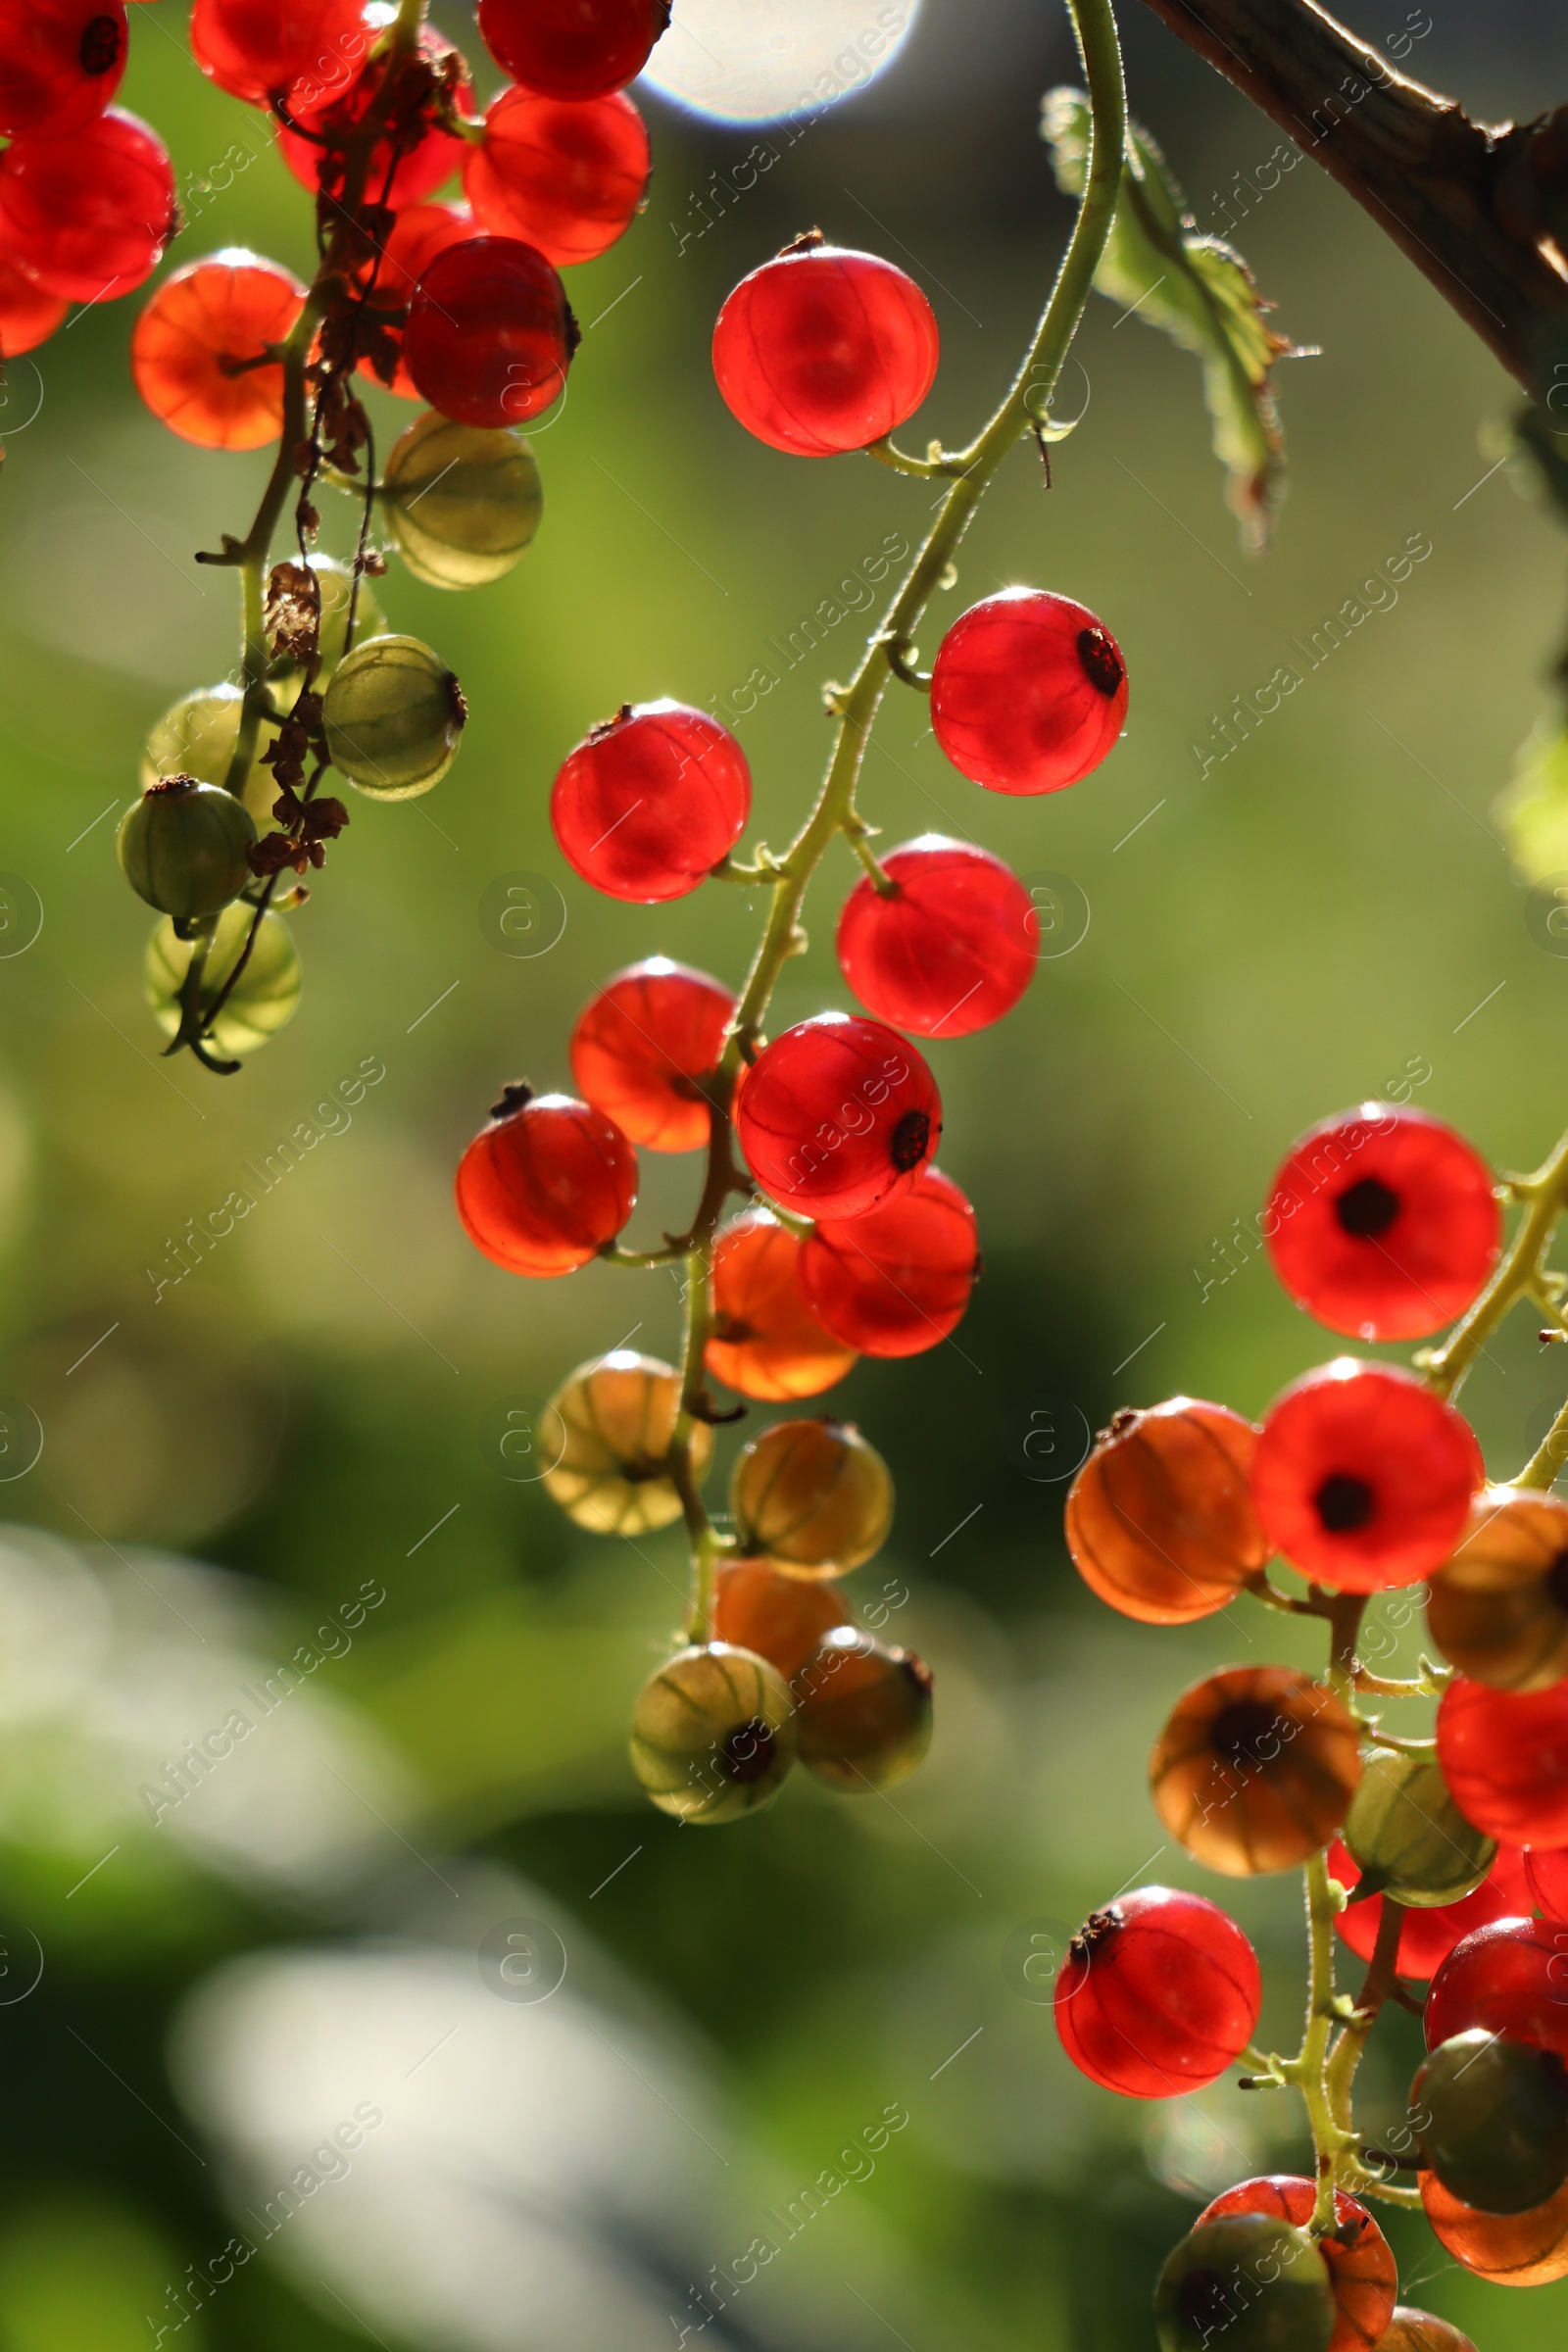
[707,1209,858,1402]
[1426,1486,1568,1691]
[1150,1663,1362,1875]
[1064,1398,1269,1625]
[712,1559,850,1685]
[131,252,305,449]
[1419,2166,1568,2285]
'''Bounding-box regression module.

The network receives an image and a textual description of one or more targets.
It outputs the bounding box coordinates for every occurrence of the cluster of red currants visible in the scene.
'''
[1053,1098,1568,2343]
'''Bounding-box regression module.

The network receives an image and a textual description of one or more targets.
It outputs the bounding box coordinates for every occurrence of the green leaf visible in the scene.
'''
[1042,87,1305,552]
[1496,711,1568,884]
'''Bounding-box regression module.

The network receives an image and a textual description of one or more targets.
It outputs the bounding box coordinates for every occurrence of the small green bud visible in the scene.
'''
[382,410,543,590]
[146,902,301,1060]
[321,632,466,800]
[118,776,257,919]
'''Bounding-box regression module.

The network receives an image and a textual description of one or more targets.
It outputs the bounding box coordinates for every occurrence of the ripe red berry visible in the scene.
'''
[0,107,176,302]
[455,1082,636,1276]
[464,86,650,268]
[353,202,475,398]
[131,253,306,450]
[707,1208,858,1402]
[475,0,669,100]
[550,702,751,902]
[568,956,735,1152]
[1064,1398,1268,1627]
[0,0,125,137]
[190,0,365,106]
[403,235,576,428]
[1054,1885,1261,2097]
[1437,1674,1568,1845]
[712,238,940,458]
[800,1166,977,1358]
[277,23,471,206]
[1250,1359,1483,1592]
[1193,2179,1396,2352]
[836,836,1035,1038]
[1527,1845,1568,1922]
[736,1012,940,1221]
[1329,1836,1533,1982]
[0,253,67,357]
[1426,1917,1568,2067]
[1264,1103,1499,1342]
[929,588,1127,795]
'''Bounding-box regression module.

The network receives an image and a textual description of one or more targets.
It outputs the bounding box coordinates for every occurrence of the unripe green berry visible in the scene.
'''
[629,1642,797,1824]
[141,685,282,828]
[146,902,301,1060]
[1414,2029,1568,2215]
[1153,2214,1334,2352]
[322,632,466,799]
[1345,1748,1494,1907]
[118,776,257,919]
[382,410,543,590]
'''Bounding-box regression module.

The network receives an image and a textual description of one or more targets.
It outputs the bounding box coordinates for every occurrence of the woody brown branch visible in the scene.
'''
[1134,0,1568,387]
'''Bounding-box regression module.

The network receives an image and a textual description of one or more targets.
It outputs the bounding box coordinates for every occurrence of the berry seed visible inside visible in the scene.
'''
[1315,1471,1376,1533]
[1335,1174,1400,1239]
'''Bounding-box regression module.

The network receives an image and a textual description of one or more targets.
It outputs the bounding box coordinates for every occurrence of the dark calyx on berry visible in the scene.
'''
[779,226,826,256]
[1076,625,1124,698]
[80,14,122,73]
[1069,1902,1123,1962]
[1335,1175,1400,1239]
[489,1080,534,1119]
[1208,1697,1278,1774]
[891,1109,931,1171]
[149,772,202,798]
[719,1716,776,1784]
[1315,1471,1376,1532]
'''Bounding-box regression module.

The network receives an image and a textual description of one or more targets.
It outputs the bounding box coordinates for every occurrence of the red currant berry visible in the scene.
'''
[929,588,1127,795]
[0,252,68,357]
[403,235,576,428]
[475,0,669,100]
[568,956,734,1152]
[131,252,306,450]
[1250,1359,1482,1592]
[793,1626,933,1791]
[464,86,650,268]
[1527,1845,1568,1922]
[1426,1916,1568,2064]
[1054,1885,1261,2097]
[352,202,476,398]
[277,22,471,206]
[0,107,176,302]
[1438,1673,1568,1844]
[707,1208,858,1402]
[1193,2180,1396,2352]
[1415,2028,1568,2216]
[1154,2217,1333,2352]
[454,1081,636,1276]
[712,238,939,458]
[1329,1836,1532,1982]
[1264,1103,1499,1342]
[190,0,365,106]
[712,1558,850,1686]
[1378,2313,1477,2352]
[0,0,125,137]
[1420,2164,1568,2284]
[550,702,751,903]
[1425,1487,1568,1692]
[800,1166,977,1358]
[835,836,1034,1038]
[1152,1664,1362,1875]
[1065,1399,1268,1627]
[736,1012,940,1221]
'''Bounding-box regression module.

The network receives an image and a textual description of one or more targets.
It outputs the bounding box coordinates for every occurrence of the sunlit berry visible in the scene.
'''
[1375,2312,1476,2352]
[267,554,385,692]
[568,956,734,1152]
[0,0,125,137]
[455,1082,636,1277]
[1437,1674,1568,1845]
[1264,1103,1499,1341]
[1414,2029,1568,2215]
[277,22,471,206]
[836,835,1035,1037]
[706,1209,858,1402]
[1426,1916,1568,2066]
[1329,1836,1531,1981]
[0,252,68,358]
[1054,1885,1261,2098]
[142,682,283,828]
[551,701,751,903]
[354,204,476,398]
[1250,1359,1482,1592]
[0,107,175,301]
[380,410,543,590]
[800,1166,977,1358]
[475,0,670,100]
[540,1349,710,1535]
[404,235,577,427]
[1342,1746,1494,1908]
[465,86,649,268]
[1526,1844,1568,1922]
[130,251,305,450]
[712,1559,849,1686]
[1193,2179,1396,2352]
[736,1012,940,1221]
[190,0,365,106]
[1419,2165,1568,2285]
[321,633,466,798]
[146,903,300,1059]
[1150,1663,1362,1876]
[629,1641,795,1824]
[929,587,1127,795]
[118,776,257,919]
[1426,1487,1568,1692]
[1065,1398,1268,1627]
[731,1416,893,1578]
[712,237,940,458]
[1153,2214,1333,2352]
[793,1626,932,1791]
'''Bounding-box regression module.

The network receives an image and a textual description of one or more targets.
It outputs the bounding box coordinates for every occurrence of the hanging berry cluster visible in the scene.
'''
[1058,1098,1568,2346]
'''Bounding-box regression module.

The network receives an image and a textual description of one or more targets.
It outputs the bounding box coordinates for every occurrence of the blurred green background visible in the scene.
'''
[2,0,1568,2345]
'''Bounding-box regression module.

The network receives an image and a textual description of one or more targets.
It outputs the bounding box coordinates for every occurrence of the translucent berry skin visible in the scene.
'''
[1150,1663,1362,1876]
[1194,2179,1396,2352]
[836,836,1035,1038]
[118,778,257,919]
[380,410,542,589]
[629,1642,796,1826]
[712,1559,849,1686]
[1342,1747,1494,1909]
[929,588,1128,795]
[1376,2312,1476,2352]
[277,24,471,206]
[1426,1917,1568,2065]
[455,1087,636,1276]
[1419,2165,1568,2285]
[706,1210,858,1402]
[800,1166,977,1358]
[190,0,365,106]
[793,1626,933,1792]
[131,253,305,450]
[551,702,751,903]
[354,204,476,399]
[1250,1358,1483,1593]
[1426,1487,1568,1692]
[569,957,735,1152]
[1414,2029,1568,2215]
[1054,1885,1261,2098]
[731,1416,893,1578]
[465,86,649,268]
[0,0,125,137]
[736,1012,940,1221]
[0,253,68,357]
[0,108,176,302]
[1065,1398,1268,1627]
[712,242,940,459]
[1437,1675,1568,1844]
[404,235,576,428]
[541,1349,710,1536]
[1264,1103,1499,1342]
[1527,1844,1568,1922]
[1154,2216,1333,2352]
[146,904,300,1060]
[475,0,669,100]
[1329,1836,1532,1981]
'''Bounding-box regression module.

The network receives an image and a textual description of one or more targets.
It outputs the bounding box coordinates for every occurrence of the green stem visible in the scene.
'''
[1422,1124,1568,1402]
[1282,1852,1359,2230]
